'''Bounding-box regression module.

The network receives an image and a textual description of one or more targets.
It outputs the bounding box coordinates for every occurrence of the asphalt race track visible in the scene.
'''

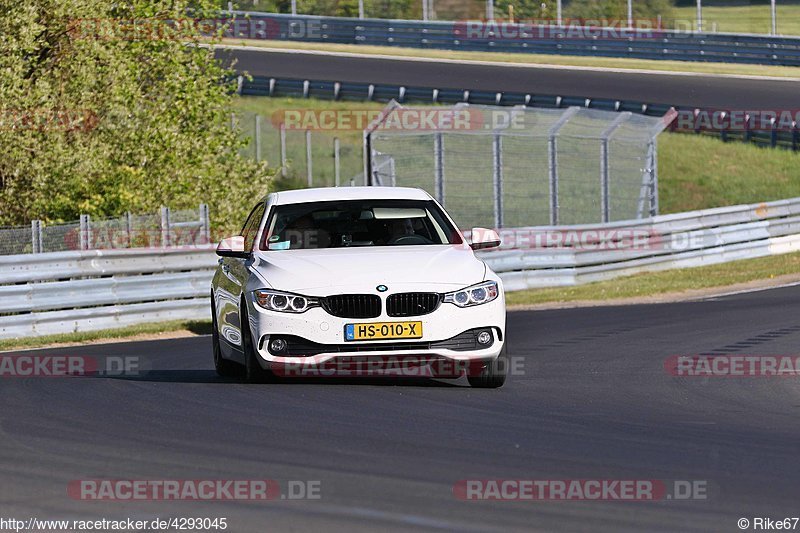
[2,285,800,532]
[219,48,800,109]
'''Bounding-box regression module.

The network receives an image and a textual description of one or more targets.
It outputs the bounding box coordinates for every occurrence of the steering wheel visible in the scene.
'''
[389,235,433,245]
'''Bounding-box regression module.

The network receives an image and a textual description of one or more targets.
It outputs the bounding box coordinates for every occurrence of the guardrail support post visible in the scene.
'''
[160,206,171,248]
[434,132,445,204]
[79,214,91,251]
[492,133,503,228]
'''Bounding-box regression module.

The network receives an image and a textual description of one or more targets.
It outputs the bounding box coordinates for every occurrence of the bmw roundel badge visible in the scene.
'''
[376,285,388,292]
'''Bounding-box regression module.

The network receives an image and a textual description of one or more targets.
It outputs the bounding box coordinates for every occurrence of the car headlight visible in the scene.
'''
[253,289,319,313]
[443,281,499,308]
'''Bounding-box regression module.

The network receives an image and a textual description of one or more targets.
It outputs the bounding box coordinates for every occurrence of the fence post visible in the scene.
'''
[696,0,703,31]
[547,107,578,226]
[434,132,445,204]
[771,0,777,35]
[255,114,262,162]
[160,206,171,248]
[31,220,42,254]
[280,123,287,177]
[306,129,313,187]
[651,141,659,216]
[363,130,371,186]
[199,204,210,245]
[79,214,91,251]
[334,137,341,187]
[126,212,132,248]
[492,133,503,229]
[599,112,631,223]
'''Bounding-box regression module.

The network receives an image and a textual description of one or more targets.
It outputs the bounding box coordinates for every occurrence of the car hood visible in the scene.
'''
[250,245,486,293]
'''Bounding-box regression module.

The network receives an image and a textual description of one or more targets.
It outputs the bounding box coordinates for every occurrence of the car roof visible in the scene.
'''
[269,186,433,205]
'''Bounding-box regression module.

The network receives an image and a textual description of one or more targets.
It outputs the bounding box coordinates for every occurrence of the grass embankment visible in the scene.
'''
[0,320,212,352]
[506,252,800,306]
[673,3,800,36]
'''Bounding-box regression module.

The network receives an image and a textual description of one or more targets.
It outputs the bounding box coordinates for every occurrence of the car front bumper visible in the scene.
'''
[245,291,506,375]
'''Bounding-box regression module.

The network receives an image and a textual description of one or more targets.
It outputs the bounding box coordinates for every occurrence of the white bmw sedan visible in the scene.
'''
[211,186,507,388]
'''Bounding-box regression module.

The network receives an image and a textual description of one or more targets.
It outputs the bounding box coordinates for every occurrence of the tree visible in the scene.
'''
[0,0,274,230]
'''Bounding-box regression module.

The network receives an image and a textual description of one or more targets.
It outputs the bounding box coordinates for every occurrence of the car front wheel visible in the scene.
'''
[467,342,508,389]
[212,296,241,378]
[241,298,275,384]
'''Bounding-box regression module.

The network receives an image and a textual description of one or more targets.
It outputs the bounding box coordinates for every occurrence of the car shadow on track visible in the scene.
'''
[94,369,463,387]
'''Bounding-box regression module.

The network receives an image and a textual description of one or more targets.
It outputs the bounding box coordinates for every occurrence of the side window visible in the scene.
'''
[241,203,266,252]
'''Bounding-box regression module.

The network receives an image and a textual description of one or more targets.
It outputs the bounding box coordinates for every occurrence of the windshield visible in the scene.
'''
[260,199,462,250]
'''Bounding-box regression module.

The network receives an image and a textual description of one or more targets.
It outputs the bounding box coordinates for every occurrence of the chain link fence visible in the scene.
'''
[235,111,364,186]
[226,1,796,36]
[366,102,672,229]
[0,205,210,256]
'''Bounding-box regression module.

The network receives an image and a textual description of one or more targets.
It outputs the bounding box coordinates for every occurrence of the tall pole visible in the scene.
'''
[627,0,633,29]
[359,0,364,19]
[291,0,297,15]
[557,0,562,26]
[771,0,777,35]
[422,0,428,21]
[486,0,494,20]
[696,0,702,31]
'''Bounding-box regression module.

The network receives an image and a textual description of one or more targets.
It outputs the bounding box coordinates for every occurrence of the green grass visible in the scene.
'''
[506,251,800,306]
[0,320,212,352]
[659,132,800,213]
[673,3,800,36]
[219,38,800,78]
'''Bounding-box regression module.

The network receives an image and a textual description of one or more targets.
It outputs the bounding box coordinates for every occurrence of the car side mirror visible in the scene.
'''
[470,228,501,250]
[216,235,249,258]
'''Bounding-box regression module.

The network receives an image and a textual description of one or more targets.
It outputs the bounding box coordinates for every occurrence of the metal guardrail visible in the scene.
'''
[0,248,216,339]
[240,76,800,151]
[226,12,800,66]
[2,197,800,339]
[478,197,800,290]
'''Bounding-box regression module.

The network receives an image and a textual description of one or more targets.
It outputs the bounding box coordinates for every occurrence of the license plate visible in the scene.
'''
[344,321,423,341]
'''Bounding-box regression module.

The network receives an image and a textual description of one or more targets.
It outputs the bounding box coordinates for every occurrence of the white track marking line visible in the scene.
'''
[213,43,800,82]
[691,280,800,301]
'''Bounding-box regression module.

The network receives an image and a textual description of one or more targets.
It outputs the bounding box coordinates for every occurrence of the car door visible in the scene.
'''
[214,202,266,357]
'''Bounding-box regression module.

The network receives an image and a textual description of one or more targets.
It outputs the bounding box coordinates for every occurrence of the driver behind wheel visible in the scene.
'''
[385,218,415,244]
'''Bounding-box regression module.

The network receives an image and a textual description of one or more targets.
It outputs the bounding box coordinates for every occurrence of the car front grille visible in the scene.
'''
[321,294,381,319]
[386,292,441,317]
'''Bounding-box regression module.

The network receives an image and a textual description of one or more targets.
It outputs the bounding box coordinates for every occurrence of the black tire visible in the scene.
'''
[241,299,274,384]
[212,296,242,378]
[467,342,508,389]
